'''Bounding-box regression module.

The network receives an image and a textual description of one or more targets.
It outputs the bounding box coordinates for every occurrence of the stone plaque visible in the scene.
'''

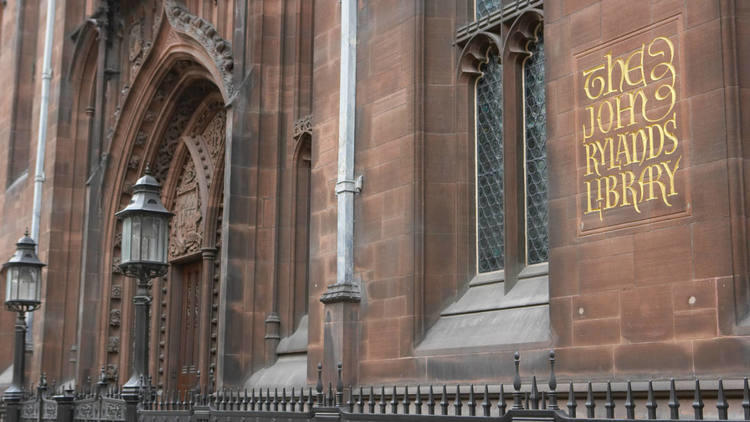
[575,17,688,233]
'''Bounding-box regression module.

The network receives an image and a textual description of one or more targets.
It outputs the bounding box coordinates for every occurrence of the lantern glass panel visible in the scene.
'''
[131,215,142,262]
[6,268,17,303]
[142,216,158,262]
[5,265,40,303]
[159,217,168,264]
[18,266,39,302]
[122,217,132,263]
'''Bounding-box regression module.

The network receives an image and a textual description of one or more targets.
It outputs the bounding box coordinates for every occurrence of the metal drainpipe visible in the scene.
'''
[332,0,361,292]
[30,0,56,245]
[27,0,55,353]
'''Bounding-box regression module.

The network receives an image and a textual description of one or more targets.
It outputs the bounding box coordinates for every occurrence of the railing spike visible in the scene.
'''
[316,362,323,406]
[336,362,343,407]
[403,385,411,414]
[482,384,491,417]
[513,352,523,410]
[282,387,288,411]
[499,384,507,416]
[328,382,333,407]
[647,380,657,420]
[440,385,448,416]
[454,384,463,416]
[549,350,559,410]
[605,381,615,419]
[585,382,595,418]
[368,386,375,413]
[743,377,750,420]
[346,385,353,413]
[525,391,530,410]
[428,385,436,415]
[249,388,255,411]
[378,385,386,414]
[717,379,728,420]
[415,385,423,415]
[530,375,539,409]
[308,386,314,412]
[390,385,398,414]
[625,380,635,420]
[567,382,577,417]
[267,387,273,411]
[669,378,680,420]
[468,384,477,416]
[356,386,364,413]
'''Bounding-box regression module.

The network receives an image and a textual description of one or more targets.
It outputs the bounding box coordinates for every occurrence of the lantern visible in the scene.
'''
[115,168,173,280]
[3,232,44,313]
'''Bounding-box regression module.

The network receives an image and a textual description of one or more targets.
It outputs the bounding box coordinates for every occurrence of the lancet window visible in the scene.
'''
[464,0,547,278]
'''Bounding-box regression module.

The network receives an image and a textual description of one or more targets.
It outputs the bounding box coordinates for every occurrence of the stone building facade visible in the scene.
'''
[0,0,747,395]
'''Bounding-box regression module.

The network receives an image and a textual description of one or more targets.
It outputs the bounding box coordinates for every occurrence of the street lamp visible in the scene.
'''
[115,167,172,402]
[2,231,45,421]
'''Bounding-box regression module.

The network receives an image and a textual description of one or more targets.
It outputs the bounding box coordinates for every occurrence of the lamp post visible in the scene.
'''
[2,232,45,422]
[115,167,172,409]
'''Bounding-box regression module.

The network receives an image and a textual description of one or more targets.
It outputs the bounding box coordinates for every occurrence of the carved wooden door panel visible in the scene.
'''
[176,260,202,392]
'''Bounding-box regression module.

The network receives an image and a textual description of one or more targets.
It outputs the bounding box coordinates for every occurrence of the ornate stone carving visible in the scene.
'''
[105,364,118,381]
[111,284,122,299]
[135,130,148,146]
[127,155,141,170]
[109,309,121,327]
[107,336,120,353]
[293,114,313,142]
[153,84,210,183]
[169,159,202,258]
[164,0,236,97]
[203,110,226,165]
[129,21,143,63]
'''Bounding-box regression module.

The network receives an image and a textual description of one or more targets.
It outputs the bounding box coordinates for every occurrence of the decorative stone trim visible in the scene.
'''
[293,114,313,142]
[164,0,236,97]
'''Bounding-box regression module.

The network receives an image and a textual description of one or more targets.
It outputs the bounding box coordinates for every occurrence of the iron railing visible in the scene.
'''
[5,352,750,422]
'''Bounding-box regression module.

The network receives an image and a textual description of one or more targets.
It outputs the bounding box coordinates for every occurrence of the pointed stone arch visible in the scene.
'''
[93,2,233,392]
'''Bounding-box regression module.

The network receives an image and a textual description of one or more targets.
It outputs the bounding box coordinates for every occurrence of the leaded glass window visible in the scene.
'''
[524,30,548,265]
[475,0,500,19]
[476,53,504,273]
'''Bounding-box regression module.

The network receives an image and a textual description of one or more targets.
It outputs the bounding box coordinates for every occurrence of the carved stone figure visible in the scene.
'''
[169,159,203,258]
[107,336,120,353]
[109,309,121,327]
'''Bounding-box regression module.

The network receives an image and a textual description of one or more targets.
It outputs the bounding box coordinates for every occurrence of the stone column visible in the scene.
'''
[198,247,217,392]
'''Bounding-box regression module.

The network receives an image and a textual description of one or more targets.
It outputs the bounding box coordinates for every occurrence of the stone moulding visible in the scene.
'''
[164,0,235,98]
[293,114,313,142]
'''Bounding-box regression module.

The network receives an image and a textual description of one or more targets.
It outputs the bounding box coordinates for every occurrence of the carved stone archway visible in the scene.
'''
[94,1,233,393]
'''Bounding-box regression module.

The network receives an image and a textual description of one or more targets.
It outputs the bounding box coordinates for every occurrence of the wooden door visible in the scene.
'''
[176,260,202,392]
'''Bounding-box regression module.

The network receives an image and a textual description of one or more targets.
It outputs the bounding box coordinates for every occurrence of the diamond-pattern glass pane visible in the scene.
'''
[475,0,500,19]
[476,54,504,273]
[524,31,548,265]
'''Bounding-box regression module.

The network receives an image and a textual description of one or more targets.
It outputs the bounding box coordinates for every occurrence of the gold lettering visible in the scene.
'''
[585,142,600,176]
[663,113,678,154]
[620,171,641,213]
[647,121,665,160]
[583,64,607,100]
[615,133,632,167]
[661,156,681,197]
[585,179,603,220]
[583,106,595,142]
[597,100,614,134]
[604,175,619,209]
[579,35,682,222]
[616,44,646,91]
[615,91,638,130]
[647,36,675,83]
